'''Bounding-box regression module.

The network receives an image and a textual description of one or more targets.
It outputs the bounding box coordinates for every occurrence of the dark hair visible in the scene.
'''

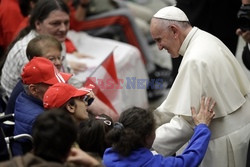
[32,109,77,162]
[26,35,62,60]
[106,107,155,157]
[78,114,113,158]
[18,0,39,17]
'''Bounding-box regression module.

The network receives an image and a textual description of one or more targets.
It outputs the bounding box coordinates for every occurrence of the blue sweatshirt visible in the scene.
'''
[103,124,211,167]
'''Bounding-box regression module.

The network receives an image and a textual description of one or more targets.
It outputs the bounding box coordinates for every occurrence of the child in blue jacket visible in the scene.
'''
[103,97,215,167]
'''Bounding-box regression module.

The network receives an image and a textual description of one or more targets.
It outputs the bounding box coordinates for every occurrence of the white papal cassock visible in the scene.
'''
[153,27,250,167]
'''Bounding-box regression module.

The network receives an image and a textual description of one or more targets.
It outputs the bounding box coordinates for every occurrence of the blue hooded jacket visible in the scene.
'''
[103,124,210,167]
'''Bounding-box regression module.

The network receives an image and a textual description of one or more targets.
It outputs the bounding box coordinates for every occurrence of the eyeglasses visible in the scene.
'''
[82,95,94,106]
[95,115,112,126]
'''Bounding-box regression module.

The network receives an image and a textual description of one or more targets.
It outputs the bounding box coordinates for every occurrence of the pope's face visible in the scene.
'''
[35,10,69,42]
[150,18,181,58]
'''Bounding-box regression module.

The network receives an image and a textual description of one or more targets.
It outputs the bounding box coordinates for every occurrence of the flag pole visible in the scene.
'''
[87,46,118,78]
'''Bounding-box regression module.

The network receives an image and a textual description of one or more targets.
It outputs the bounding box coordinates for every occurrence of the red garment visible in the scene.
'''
[65,38,77,53]
[14,17,29,38]
[0,0,24,51]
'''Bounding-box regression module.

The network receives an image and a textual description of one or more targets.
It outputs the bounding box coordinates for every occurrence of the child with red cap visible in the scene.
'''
[43,82,94,123]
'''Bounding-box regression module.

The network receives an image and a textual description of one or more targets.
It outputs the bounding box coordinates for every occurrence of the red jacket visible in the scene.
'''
[0,0,24,51]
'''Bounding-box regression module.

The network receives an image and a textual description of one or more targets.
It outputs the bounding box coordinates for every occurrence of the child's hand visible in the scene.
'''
[191,97,216,126]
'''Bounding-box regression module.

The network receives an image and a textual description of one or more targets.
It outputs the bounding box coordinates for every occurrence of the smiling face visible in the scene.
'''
[150,18,181,58]
[42,46,62,71]
[35,10,69,42]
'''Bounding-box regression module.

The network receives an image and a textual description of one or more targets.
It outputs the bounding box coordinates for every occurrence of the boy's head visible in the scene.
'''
[32,109,77,162]
[26,35,62,70]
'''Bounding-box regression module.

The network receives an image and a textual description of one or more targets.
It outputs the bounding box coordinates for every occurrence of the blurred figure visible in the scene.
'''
[236,0,250,70]
[78,114,114,160]
[0,110,101,166]
[0,0,24,53]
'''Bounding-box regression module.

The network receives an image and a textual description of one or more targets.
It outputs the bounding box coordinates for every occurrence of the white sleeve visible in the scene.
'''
[153,108,175,128]
[152,115,194,156]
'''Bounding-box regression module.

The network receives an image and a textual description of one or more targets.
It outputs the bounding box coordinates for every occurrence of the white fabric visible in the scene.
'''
[153,115,194,156]
[153,27,250,167]
[66,30,149,113]
[158,27,250,118]
[153,6,189,21]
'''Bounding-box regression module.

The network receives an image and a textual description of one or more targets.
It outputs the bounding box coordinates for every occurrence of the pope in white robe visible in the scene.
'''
[150,6,250,167]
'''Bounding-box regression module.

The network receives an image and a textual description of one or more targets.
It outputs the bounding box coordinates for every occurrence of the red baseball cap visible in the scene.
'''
[43,83,90,109]
[21,57,72,85]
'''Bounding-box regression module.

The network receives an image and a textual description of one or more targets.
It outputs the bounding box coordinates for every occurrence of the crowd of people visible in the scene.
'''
[0,0,250,167]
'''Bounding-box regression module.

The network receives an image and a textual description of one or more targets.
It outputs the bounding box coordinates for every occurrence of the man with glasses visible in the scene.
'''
[43,82,95,123]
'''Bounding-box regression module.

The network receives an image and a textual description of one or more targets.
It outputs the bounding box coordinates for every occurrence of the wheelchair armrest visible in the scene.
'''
[4,134,33,159]
[5,134,33,144]
[0,114,14,123]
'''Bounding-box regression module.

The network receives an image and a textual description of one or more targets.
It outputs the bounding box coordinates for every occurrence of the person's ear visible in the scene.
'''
[35,20,41,32]
[65,103,75,114]
[169,25,179,38]
[28,84,38,96]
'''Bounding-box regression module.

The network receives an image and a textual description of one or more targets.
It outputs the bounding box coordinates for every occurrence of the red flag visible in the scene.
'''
[84,51,121,114]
